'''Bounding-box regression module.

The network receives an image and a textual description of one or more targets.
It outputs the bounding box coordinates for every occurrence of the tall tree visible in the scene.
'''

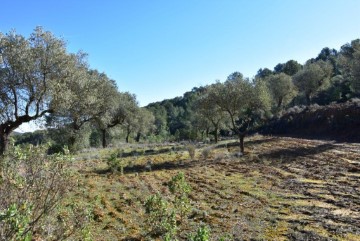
[47,68,118,151]
[211,73,271,153]
[256,68,273,79]
[194,84,226,143]
[95,92,138,147]
[0,27,75,155]
[134,108,155,142]
[282,60,302,76]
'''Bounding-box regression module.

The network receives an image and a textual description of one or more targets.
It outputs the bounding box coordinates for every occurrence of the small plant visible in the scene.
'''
[106,151,124,174]
[187,145,196,160]
[168,172,191,221]
[144,193,177,238]
[201,147,213,159]
[188,225,211,241]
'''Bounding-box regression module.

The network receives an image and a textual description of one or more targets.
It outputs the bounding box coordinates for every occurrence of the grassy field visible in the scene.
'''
[69,135,360,240]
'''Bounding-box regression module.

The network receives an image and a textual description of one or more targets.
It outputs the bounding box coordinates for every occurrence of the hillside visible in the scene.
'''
[260,99,360,143]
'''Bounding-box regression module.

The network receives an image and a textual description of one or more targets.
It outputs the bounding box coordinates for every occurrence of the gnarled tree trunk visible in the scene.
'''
[101,129,107,148]
[0,131,10,156]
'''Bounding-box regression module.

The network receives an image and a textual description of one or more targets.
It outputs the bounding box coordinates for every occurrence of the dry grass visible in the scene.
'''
[68,135,360,240]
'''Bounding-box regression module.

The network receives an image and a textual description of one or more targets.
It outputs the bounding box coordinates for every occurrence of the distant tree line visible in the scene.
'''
[146,40,360,151]
[1,27,360,154]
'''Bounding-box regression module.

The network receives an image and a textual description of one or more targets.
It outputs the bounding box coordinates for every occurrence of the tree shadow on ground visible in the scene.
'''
[258,143,336,160]
[90,159,202,175]
[215,137,277,149]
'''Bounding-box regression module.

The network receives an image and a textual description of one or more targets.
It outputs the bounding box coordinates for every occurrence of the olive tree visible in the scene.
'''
[265,73,297,109]
[95,92,138,147]
[194,84,227,143]
[47,68,118,151]
[0,27,75,156]
[134,108,155,142]
[211,72,271,153]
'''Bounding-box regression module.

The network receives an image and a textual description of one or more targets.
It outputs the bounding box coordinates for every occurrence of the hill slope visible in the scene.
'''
[260,99,360,142]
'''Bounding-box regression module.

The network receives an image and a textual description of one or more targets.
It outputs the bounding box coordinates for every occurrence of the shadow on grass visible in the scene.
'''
[259,143,335,160]
[215,137,277,149]
[90,159,201,175]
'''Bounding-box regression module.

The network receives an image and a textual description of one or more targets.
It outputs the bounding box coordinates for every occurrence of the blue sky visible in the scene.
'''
[2,0,360,108]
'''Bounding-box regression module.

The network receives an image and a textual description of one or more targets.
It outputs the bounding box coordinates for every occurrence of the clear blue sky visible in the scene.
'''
[2,0,360,107]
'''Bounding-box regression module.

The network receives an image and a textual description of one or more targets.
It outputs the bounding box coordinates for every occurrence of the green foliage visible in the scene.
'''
[188,225,211,241]
[265,73,297,110]
[0,203,32,241]
[168,172,192,220]
[0,144,89,239]
[143,172,193,239]
[106,151,124,174]
[293,61,333,105]
[144,193,177,238]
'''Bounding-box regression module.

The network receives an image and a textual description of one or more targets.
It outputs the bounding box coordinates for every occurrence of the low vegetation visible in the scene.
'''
[2,135,353,240]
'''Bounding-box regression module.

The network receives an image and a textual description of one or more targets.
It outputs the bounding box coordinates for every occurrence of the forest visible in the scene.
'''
[1,28,360,240]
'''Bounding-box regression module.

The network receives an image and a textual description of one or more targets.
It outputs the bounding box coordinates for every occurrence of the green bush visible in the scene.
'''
[188,225,211,241]
[144,193,177,238]
[0,144,89,240]
[106,151,124,174]
[168,172,192,221]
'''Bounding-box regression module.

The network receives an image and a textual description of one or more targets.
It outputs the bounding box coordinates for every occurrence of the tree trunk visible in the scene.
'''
[214,126,219,143]
[0,132,10,156]
[126,128,131,143]
[68,135,76,153]
[101,129,107,148]
[239,133,245,154]
[135,132,141,142]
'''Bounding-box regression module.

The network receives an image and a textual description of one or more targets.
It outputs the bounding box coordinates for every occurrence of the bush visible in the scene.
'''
[0,144,88,240]
[106,151,124,174]
[168,172,191,221]
[188,225,211,241]
[201,147,213,159]
[144,193,177,238]
[187,144,196,160]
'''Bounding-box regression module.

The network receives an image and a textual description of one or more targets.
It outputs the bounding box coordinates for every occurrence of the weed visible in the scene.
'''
[144,193,177,238]
[188,225,211,241]
[187,145,196,160]
[201,147,213,160]
[168,172,191,221]
[106,151,125,174]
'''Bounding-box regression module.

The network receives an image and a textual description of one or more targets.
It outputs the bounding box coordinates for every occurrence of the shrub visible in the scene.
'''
[188,225,211,241]
[0,144,88,240]
[144,193,177,238]
[187,145,196,160]
[201,147,213,159]
[106,151,124,174]
[168,172,191,221]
